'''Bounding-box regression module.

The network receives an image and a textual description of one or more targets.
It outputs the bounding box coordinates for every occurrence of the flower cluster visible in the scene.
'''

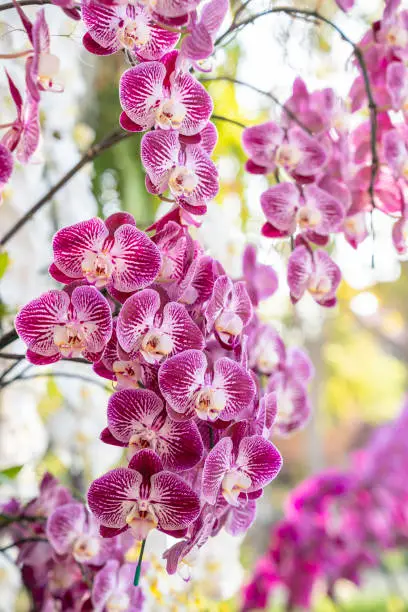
[242,0,408,308]
[242,397,408,611]
[14,211,315,582]
[1,473,144,610]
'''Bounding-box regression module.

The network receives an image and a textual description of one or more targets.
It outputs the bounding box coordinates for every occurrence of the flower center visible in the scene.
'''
[53,322,87,358]
[276,143,302,171]
[128,429,157,456]
[113,360,142,390]
[155,99,187,130]
[296,205,322,229]
[255,346,280,374]
[308,274,331,298]
[168,166,199,197]
[81,250,114,288]
[118,18,150,48]
[141,330,174,363]
[215,311,243,344]
[195,386,226,421]
[106,593,131,612]
[126,501,158,540]
[38,52,60,88]
[221,470,251,506]
[72,534,100,563]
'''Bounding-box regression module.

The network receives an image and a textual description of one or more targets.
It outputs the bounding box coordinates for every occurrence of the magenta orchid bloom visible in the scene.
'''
[1,72,40,164]
[287,245,341,307]
[202,431,282,506]
[101,388,203,470]
[116,288,205,363]
[15,286,113,364]
[141,129,219,215]
[92,560,144,612]
[205,275,252,348]
[119,53,213,134]
[81,1,180,59]
[242,245,278,307]
[268,373,311,436]
[47,503,107,565]
[242,122,327,179]
[392,215,408,254]
[49,213,161,293]
[88,449,201,540]
[248,320,286,376]
[261,183,344,240]
[158,348,256,421]
[383,127,408,180]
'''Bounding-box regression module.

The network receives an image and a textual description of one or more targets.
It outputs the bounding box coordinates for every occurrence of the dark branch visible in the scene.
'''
[0,371,110,390]
[205,76,311,133]
[0,329,18,351]
[211,114,246,129]
[0,130,131,247]
[0,538,48,553]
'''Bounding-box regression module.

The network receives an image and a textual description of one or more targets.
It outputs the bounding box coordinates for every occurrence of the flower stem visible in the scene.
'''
[0,50,31,59]
[133,538,146,587]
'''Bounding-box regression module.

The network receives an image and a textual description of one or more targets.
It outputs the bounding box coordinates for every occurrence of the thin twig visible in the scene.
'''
[0,329,18,351]
[0,0,51,11]
[0,129,132,247]
[0,352,89,364]
[204,76,311,133]
[211,114,246,129]
[0,371,110,390]
[215,7,378,208]
[0,537,48,553]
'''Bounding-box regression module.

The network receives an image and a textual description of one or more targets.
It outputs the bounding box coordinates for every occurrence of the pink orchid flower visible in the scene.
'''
[287,245,341,307]
[205,275,252,348]
[15,285,113,364]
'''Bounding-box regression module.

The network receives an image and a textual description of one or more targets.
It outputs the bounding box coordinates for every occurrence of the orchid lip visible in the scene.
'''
[221,470,251,506]
[296,205,322,229]
[155,99,187,130]
[72,534,100,563]
[118,19,150,48]
[276,143,302,170]
[53,323,88,357]
[126,501,158,540]
[308,275,331,297]
[194,386,226,421]
[168,165,199,196]
[141,329,174,362]
[81,250,114,287]
[106,593,131,612]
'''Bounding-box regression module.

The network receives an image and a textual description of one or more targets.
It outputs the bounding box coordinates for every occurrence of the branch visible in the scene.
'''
[0,0,51,11]
[0,329,18,351]
[0,129,132,247]
[215,7,378,206]
[204,76,311,133]
[211,114,246,129]
[0,352,89,364]
[0,537,47,553]
[0,371,110,390]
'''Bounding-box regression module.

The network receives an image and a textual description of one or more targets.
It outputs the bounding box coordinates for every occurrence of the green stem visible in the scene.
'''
[133,539,146,587]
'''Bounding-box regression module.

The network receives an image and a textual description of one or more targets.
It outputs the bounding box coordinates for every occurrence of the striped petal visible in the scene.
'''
[117,289,160,353]
[88,468,142,529]
[150,471,201,531]
[119,62,165,131]
[213,357,256,420]
[141,129,179,187]
[92,559,119,611]
[15,289,69,357]
[160,301,205,354]
[180,145,219,205]
[70,286,113,353]
[52,217,109,281]
[260,182,299,234]
[81,3,123,53]
[172,72,213,136]
[236,436,282,492]
[110,224,161,291]
[202,437,233,504]
[159,349,207,416]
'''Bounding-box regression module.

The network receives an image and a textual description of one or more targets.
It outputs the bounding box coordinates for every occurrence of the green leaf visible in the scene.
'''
[0,465,23,480]
[0,251,10,279]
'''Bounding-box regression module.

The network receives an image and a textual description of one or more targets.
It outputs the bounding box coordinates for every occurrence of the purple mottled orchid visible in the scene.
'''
[49,213,161,294]
[92,560,144,612]
[261,182,344,240]
[242,245,278,307]
[1,71,40,164]
[119,51,213,134]
[88,449,201,540]
[205,275,252,348]
[180,0,229,68]
[81,1,180,59]
[287,244,341,307]
[159,348,256,421]
[47,502,107,565]
[242,122,327,180]
[100,388,203,470]
[15,285,112,364]
[116,287,204,363]
[202,424,282,506]
[141,129,219,215]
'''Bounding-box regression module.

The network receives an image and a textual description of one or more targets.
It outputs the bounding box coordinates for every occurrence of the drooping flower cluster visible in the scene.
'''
[242,397,408,611]
[0,473,144,610]
[14,211,315,583]
[242,0,408,308]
